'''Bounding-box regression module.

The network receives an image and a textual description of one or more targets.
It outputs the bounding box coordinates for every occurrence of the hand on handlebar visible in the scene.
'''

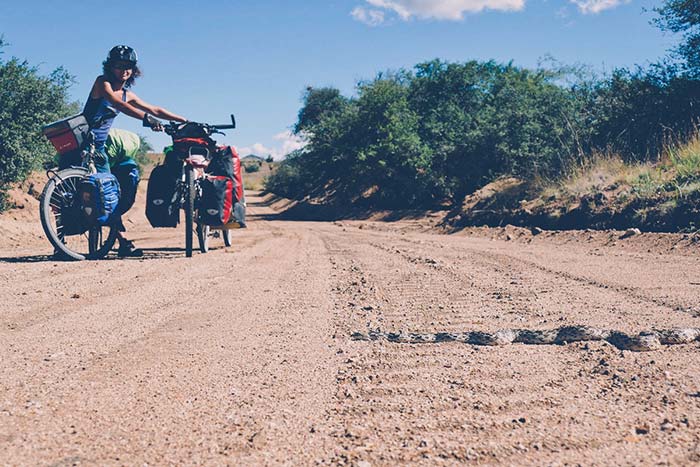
[143,113,164,132]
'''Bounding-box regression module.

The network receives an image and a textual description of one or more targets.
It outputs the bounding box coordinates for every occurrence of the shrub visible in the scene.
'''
[244,163,260,173]
[0,39,79,209]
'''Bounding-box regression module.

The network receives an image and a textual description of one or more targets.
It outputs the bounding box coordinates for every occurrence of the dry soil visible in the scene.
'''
[1,185,700,466]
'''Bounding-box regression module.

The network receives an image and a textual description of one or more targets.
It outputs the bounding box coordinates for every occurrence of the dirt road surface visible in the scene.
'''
[1,189,700,466]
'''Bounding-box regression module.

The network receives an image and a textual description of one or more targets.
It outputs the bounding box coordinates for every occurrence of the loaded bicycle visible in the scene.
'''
[149,116,246,258]
[40,113,245,260]
[39,114,120,260]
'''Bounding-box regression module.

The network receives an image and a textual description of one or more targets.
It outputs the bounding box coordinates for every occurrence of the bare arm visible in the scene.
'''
[128,93,187,122]
[96,78,148,120]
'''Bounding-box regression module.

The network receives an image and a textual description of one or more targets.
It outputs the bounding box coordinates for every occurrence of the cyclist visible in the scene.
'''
[72,45,187,257]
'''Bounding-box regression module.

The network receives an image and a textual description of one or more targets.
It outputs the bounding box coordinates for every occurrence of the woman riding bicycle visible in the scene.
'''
[60,45,187,257]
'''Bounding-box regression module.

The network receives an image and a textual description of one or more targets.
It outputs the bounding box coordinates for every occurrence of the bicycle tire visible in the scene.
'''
[223,229,232,247]
[197,223,210,253]
[39,167,118,260]
[184,165,195,258]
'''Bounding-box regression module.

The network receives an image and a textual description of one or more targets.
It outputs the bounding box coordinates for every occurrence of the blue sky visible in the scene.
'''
[0,0,680,158]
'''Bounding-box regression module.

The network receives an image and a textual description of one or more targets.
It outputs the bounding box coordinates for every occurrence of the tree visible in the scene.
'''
[0,38,79,209]
[655,0,700,75]
[132,134,154,170]
[294,87,350,134]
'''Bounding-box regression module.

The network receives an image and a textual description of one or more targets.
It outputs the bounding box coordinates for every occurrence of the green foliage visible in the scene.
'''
[588,66,700,159]
[0,38,79,209]
[131,134,153,170]
[268,61,600,207]
[265,155,274,163]
[295,87,349,134]
[409,60,586,198]
[655,0,700,75]
[264,150,316,199]
[267,57,700,209]
[671,152,700,184]
[244,163,261,173]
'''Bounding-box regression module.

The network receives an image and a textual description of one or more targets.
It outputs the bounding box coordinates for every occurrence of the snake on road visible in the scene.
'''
[351,326,700,352]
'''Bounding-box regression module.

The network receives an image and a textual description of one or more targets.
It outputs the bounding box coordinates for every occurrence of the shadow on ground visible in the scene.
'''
[253,192,444,223]
[0,254,56,264]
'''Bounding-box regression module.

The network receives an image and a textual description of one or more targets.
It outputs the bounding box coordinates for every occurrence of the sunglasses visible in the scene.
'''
[113,62,134,70]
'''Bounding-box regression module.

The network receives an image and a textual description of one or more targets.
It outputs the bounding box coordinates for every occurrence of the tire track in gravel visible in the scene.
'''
[328,225,700,332]
[368,227,700,318]
[323,228,697,335]
[320,225,700,466]
[0,228,276,333]
[0,195,339,466]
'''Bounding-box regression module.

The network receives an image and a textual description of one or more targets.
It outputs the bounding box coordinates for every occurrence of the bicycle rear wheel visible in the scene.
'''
[39,168,118,260]
[184,165,195,258]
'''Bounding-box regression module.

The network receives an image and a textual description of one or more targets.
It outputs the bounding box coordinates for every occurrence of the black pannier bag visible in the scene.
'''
[198,175,234,226]
[146,164,180,228]
[59,191,89,236]
[207,146,236,180]
[42,114,90,155]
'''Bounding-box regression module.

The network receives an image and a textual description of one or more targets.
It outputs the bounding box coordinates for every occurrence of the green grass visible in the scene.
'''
[486,133,700,232]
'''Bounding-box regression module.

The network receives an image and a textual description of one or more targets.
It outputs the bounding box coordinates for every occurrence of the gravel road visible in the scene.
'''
[1,191,700,465]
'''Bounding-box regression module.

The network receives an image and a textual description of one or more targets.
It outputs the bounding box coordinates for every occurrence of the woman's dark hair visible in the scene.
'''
[102,59,142,88]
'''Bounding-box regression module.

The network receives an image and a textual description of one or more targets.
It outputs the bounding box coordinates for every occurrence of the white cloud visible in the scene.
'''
[274,130,307,156]
[351,6,386,26]
[350,0,627,23]
[355,0,525,22]
[568,0,630,14]
[237,131,307,160]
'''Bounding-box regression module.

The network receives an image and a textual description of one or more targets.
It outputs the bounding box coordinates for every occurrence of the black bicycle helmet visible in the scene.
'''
[108,45,138,64]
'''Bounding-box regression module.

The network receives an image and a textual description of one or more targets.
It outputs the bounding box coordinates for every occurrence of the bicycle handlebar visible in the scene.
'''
[163,114,236,137]
[212,114,236,129]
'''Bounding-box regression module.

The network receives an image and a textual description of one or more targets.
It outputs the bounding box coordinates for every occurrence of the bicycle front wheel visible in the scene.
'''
[184,166,195,258]
[39,168,118,260]
[197,223,210,253]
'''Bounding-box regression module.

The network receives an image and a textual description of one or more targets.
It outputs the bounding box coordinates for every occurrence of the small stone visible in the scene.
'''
[620,228,641,239]
[531,227,544,236]
[661,421,674,432]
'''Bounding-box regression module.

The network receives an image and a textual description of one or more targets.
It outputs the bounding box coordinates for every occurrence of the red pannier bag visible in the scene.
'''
[202,146,246,228]
[43,114,90,155]
[208,146,243,202]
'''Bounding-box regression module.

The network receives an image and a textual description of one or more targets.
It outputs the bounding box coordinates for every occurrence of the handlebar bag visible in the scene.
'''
[146,164,180,228]
[78,173,121,226]
[43,114,90,155]
[198,175,234,226]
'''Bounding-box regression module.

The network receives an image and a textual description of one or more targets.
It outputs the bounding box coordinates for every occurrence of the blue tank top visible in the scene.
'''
[83,87,127,149]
